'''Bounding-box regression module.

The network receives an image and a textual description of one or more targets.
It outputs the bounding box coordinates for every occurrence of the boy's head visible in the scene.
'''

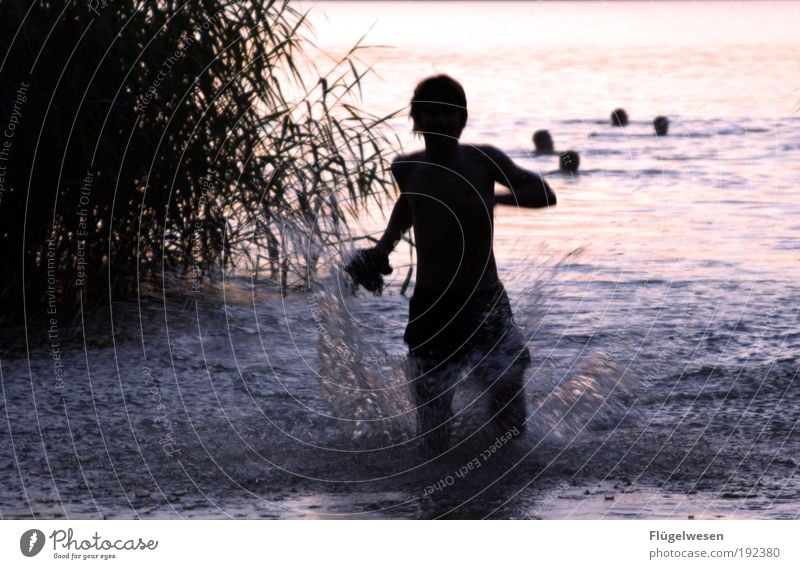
[410,75,468,139]
[653,115,669,136]
[559,150,580,173]
[533,130,554,152]
[610,108,629,127]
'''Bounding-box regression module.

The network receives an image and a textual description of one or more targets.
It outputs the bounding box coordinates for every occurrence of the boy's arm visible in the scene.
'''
[376,158,413,253]
[484,146,557,208]
[376,193,412,254]
[344,159,413,293]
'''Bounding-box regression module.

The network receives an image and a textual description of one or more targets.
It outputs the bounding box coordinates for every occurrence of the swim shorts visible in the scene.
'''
[404,281,530,366]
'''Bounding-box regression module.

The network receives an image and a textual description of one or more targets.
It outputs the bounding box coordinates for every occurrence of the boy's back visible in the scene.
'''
[392,144,501,300]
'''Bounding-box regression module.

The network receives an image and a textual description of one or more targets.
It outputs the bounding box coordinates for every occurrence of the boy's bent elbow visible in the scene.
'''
[528,178,556,208]
[528,194,556,208]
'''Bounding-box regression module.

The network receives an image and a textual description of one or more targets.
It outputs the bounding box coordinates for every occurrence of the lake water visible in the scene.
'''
[2,1,799,519]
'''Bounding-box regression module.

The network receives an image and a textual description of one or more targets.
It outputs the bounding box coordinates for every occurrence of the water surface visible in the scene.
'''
[2,1,799,519]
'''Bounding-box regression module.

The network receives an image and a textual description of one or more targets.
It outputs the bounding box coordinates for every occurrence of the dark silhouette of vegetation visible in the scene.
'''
[0,0,395,325]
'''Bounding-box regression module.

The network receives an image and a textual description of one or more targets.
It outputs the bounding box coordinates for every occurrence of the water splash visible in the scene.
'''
[311,268,416,446]
[311,245,641,454]
[506,250,643,444]
[526,353,639,441]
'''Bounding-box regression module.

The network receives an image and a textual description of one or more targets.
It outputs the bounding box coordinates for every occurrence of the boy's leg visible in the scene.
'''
[486,344,530,436]
[474,287,530,436]
[411,352,456,454]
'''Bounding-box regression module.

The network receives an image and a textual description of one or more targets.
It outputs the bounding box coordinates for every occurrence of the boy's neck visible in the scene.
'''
[423,135,459,163]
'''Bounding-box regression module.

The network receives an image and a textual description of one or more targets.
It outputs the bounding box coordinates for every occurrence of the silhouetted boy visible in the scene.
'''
[347,75,556,453]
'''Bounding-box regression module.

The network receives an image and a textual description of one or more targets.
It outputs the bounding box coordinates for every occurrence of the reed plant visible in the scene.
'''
[0,0,396,324]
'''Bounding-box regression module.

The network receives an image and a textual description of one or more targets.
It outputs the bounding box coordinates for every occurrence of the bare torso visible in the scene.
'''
[393,145,500,299]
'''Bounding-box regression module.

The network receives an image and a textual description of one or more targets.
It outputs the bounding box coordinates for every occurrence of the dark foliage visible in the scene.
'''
[0,0,395,324]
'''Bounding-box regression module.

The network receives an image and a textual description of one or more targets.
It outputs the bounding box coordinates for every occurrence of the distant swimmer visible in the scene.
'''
[533,129,555,154]
[559,150,580,173]
[346,74,556,454]
[653,116,669,136]
[533,130,579,171]
[611,108,628,127]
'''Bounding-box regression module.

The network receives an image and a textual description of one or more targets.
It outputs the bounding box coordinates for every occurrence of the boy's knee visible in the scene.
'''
[514,347,531,367]
[414,375,453,405]
[495,345,530,375]
[414,377,434,401]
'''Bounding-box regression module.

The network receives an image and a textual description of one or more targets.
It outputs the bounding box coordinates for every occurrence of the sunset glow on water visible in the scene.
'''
[2,1,799,521]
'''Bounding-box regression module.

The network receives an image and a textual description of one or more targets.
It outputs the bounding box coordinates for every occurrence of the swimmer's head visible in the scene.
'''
[559,150,580,173]
[611,108,628,127]
[410,74,468,139]
[653,116,669,136]
[533,130,554,153]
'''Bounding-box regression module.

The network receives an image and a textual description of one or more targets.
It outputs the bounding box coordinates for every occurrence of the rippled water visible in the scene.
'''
[2,1,799,519]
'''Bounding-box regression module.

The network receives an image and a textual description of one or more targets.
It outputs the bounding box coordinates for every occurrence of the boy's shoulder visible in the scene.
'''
[466,144,517,177]
[392,150,426,166]
[392,145,506,163]
[391,150,426,185]
[467,143,506,161]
